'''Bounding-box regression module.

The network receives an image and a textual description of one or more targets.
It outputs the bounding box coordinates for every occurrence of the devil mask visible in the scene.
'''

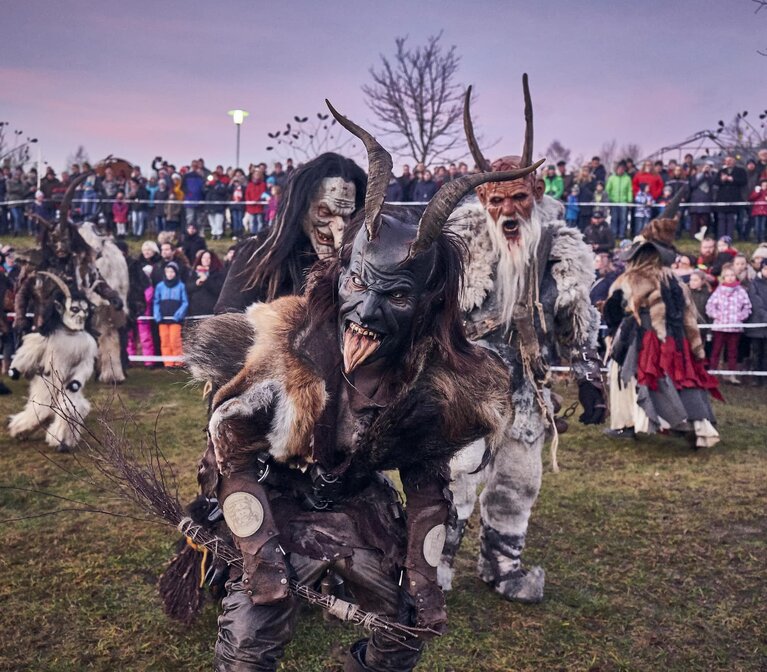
[339,213,436,373]
[324,98,543,374]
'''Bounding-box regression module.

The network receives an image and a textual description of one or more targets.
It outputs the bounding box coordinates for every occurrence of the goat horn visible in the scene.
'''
[659,185,687,219]
[28,212,55,231]
[521,73,534,168]
[58,171,92,224]
[408,158,545,258]
[325,99,392,240]
[463,86,491,173]
[37,271,72,301]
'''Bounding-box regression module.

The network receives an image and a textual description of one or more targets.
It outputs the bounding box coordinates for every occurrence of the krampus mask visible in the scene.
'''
[37,271,90,331]
[464,74,544,247]
[325,100,542,374]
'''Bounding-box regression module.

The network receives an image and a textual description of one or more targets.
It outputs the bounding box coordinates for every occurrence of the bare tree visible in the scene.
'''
[712,111,767,156]
[599,139,618,172]
[0,122,37,168]
[619,143,642,163]
[752,0,767,54]
[66,145,90,169]
[363,33,464,166]
[264,112,360,163]
[543,140,571,167]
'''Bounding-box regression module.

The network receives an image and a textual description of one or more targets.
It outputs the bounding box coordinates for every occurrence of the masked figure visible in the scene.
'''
[214,153,367,313]
[603,191,721,446]
[14,167,125,383]
[185,102,539,671]
[8,272,97,452]
[438,76,607,603]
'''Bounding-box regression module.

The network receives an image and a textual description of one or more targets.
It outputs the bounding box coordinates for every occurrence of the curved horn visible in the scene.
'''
[463,86,491,173]
[325,99,392,240]
[28,212,55,231]
[659,185,687,219]
[409,158,545,258]
[37,271,72,301]
[521,73,534,168]
[59,171,92,223]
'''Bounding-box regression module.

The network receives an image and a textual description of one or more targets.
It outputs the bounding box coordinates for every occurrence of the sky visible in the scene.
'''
[1,0,765,174]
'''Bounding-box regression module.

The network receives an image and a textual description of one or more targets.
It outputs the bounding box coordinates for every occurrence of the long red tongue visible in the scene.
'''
[343,329,381,373]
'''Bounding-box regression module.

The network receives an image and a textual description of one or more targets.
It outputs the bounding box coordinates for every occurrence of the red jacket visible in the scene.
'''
[245,180,267,214]
[748,188,767,216]
[632,172,664,199]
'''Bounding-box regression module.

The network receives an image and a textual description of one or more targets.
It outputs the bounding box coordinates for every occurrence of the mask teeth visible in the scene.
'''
[343,323,382,373]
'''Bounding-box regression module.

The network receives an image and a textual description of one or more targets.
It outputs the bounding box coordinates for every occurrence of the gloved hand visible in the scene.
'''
[578,380,607,425]
[399,569,447,637]
[8,367,20,381]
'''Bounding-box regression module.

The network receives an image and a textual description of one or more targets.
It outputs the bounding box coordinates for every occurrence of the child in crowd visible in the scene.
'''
[748,179,767,242]
[689,268,713,360]
[747,260,767,383]
[153,261,188,368]
[706,263,752,384]
[565,185,580,227]
[266,184,282,226]
[633,183,654,232]
[112,191,129,237]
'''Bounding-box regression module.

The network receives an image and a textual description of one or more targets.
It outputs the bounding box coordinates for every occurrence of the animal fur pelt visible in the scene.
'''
[78,222,129,383]
[448,196,599,350]
[608,263,704,359]
[188,296,512,485]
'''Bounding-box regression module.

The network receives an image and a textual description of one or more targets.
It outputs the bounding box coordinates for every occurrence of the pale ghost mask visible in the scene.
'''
[57,296,90,331]
[302,177,357,260]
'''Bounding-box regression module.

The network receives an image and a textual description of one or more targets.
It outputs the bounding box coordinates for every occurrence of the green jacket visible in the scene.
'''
[606,173,633,204]
[543,174,564,200]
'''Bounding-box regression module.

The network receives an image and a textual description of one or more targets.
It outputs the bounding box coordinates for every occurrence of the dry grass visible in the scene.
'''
[1,362,766,671]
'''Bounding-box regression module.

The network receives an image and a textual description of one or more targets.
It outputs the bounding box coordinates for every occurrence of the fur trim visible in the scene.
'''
[447,200,495,313]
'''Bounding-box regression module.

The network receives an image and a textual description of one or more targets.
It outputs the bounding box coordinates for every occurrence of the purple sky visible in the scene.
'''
[2,0,765,174]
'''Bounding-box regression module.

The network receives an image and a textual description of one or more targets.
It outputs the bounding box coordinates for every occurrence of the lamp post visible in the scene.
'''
[227,109,249,169]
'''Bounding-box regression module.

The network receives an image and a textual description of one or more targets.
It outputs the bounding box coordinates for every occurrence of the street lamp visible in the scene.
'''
[227,109,249,169]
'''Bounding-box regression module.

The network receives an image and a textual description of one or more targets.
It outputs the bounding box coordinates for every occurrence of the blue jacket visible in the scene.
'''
[153,280,189,322]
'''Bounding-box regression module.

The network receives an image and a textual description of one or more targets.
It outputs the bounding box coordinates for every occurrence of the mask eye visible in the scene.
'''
[390,290,407,301]
[350,274,366,289]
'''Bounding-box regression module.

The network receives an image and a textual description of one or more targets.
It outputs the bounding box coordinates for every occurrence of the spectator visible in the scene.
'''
[565,185,580,227]
[112,191,129,238]
[632,160,664,201]
[689,162,715,238]
[186,249,225,316]
[269,162,288,190]
[633,183,655,233]
[706,263,752,384]
[732,254,754,288]
[181,159,206,230]
[696,237,718,283]
[228,168,247,238]
[99,166,120,233]
[266,184,282,226]
[673,254,695,283]
[6,168,28,236]
[0,168,7,235]
[583,211,615,253]
[204,174,228,240]
[397,164,414,202]
[748,178,767,242]
[625,158,638,178]
[592,181,611,219]
[652,160,668,185]
[589,156,606,186]
[385,174,403,202]
[0,250,15,380]
[285,158,295,175]
[244,167,268,234]
[152,178,169,233]
[575,165,594,232]
[747,260,767,381]
[606,161,633,238]
[689,269,712,324]
[543,165,564,200]
[556,160,573,199]
[152,261,188,368]
[181,221,207,266]
[715,155,747,240]
[411,169,438,202]
[590,251,619,309]
[751,244,767,276]
[164,174,184,233]
[152,240,189,285]
[128,177,149,238]
[126,250,156,368]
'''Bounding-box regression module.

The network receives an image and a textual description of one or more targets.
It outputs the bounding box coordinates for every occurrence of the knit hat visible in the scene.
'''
[165,261,179,273]
[751,244,767,261]
[141,240,160,256]
[719,235,733,246]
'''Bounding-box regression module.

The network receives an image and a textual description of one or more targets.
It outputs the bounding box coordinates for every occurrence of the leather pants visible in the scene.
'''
[214,547,423,672]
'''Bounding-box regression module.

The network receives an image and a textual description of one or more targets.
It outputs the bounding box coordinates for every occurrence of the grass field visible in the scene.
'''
[1,366,765,672]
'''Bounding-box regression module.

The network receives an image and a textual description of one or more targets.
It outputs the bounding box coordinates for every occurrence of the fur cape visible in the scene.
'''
[188,296,512,485]
[608,262,705,359]
[449,196,600,351]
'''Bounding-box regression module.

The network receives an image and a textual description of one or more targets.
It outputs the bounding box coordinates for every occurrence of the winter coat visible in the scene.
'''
[605,173,632,204]
[583,221,615,253]
[565,194,579,221]
[229,180,246,213]
[385,178,403,202]
[748,188,767,217]
[186,268,225,316]
[543,174,564,200]
[706,282,752,333]
[634,191,655,219]
[632,172,664,199]
[153,279,189,323]
[182,233,207,266]
[245,180,268,214]
[205,181,229,215]
[689,172,714,214]
[182,171,205,207]
[747,276,767,338]
[716,166,747,214]
[164,191,183,222]
[689,286,711,324]
[112,200,129,224]
[411,179,438,203]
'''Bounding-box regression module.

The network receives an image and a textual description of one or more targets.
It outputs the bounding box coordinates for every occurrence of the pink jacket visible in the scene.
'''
[706,283,752,333]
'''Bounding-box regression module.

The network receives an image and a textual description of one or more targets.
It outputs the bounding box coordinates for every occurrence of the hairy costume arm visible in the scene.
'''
[13,270,34,332]
[550,226,606,424]
[400,462,451,635]
[7,332,46,377]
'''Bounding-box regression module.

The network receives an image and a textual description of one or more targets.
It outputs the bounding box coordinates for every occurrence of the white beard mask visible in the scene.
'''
[302,177,356,260]
[486,202,544,328]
